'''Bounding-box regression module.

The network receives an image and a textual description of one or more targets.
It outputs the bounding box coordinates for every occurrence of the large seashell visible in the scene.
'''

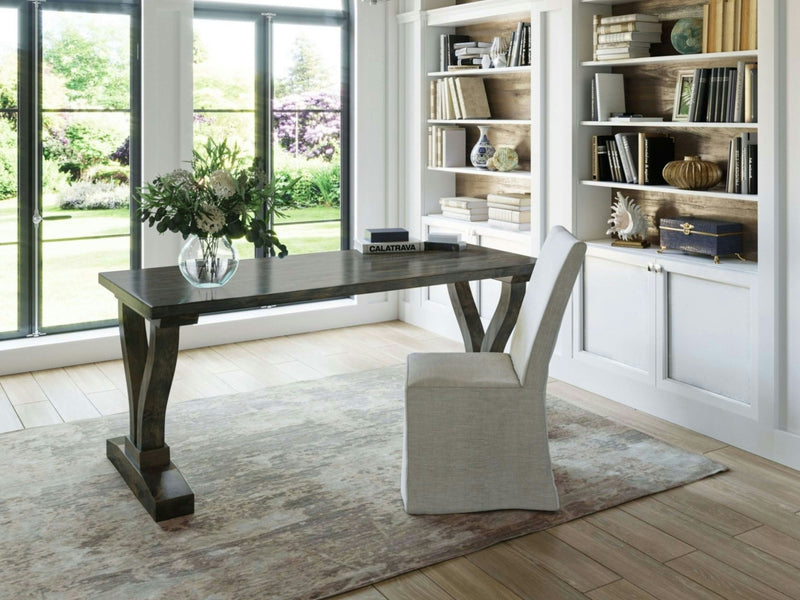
[606,192,647,241]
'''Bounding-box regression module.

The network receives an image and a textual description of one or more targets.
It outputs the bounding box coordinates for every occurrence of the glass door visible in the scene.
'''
[0,0,140,340]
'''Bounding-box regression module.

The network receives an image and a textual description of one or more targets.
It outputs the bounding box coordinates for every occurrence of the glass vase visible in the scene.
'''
[178,234,239,288]
[470,126,495,169]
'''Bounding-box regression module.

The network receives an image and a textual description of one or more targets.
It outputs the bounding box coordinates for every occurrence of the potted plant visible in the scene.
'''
[138,138,296,287]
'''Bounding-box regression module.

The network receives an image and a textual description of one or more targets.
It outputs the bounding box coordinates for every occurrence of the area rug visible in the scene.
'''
[0,365,725,600]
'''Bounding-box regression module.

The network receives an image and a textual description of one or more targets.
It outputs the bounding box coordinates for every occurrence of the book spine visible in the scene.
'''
[487,208,530,223]
[748,143,757,194]
[424,241,465,252]
[599,13,659,25]
[614,133,634,184]
[356,241,423,254]
[687,68,701,122]
[592,135,599,180]
[733,61,745,122]
[620,134,638,184]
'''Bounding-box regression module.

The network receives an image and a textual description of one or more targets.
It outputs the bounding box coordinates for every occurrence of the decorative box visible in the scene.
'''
[658,218,744,263]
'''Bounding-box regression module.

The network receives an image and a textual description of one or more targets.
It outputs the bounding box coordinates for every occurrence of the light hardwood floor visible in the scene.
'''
[2,320,799,600]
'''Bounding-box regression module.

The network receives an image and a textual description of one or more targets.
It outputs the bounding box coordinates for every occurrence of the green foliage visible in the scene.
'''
[58,182,129,210]
[273,150,341,209]
[138,138,299,257]
[42,115,126,181]
[274,34,333,98]
[43,22,129,109]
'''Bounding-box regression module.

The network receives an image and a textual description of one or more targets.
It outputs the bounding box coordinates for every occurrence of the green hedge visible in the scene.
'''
[275,162,340,209]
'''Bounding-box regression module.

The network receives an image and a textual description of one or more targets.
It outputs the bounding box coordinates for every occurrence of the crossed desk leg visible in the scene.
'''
[448,275,529,352]
[106,303,198,521]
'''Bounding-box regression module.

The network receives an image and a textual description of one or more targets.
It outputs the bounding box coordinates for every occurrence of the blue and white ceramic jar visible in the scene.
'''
[470,126,495,169]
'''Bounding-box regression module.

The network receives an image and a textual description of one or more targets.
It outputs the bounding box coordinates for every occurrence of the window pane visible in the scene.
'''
[42,12,131,110]
[273,23,342,255]
[205,0,343,9]
[194,19,255,111]
[0,7,18,334]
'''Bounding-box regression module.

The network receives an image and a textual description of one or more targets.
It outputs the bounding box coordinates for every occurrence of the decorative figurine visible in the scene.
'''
[606,191,650,247]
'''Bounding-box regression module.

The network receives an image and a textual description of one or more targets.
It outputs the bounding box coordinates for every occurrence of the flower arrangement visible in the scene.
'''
[138,138,296,258]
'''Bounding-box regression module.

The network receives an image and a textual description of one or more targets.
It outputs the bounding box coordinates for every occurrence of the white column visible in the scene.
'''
[140,0,194,268]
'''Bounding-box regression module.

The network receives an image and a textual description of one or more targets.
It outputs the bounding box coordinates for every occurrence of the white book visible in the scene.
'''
[597,31,662,43]
[427,231,462,243]
[485,192,532,207]
[441,128,466,168]
[487,202,531,211]
[439,196,487,209]
[487,207,531,223]
[354,239,423,254]
[487,219,531,231]
[441,209,488,221]
[594,73,626,121]
[599,13,659,25]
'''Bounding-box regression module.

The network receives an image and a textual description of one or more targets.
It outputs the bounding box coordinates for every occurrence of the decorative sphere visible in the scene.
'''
[670,18,703,54]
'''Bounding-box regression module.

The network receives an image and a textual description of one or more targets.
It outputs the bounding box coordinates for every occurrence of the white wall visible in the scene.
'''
[0,0,398,376]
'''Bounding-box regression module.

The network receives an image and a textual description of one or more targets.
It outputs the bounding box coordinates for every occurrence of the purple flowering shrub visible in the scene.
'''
[273,92,341,161]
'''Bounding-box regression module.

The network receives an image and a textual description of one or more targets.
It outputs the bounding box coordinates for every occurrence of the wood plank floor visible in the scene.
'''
[2,320,799,600]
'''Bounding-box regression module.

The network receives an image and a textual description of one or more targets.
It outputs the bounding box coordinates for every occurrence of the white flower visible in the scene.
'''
[195,202,225,234]
[209,170,236,199]
[166,169,194,189]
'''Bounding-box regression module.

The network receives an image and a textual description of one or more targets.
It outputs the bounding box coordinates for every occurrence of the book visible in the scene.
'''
[440,205,488,216]
[594,73,625,121]
[440,34,471,71]
[447,65,481,71]
[642,136,675,185]
[596,49,651,60]
[441,209,488,221]
[485,192,532,207]
[487,202,531,211]
[487,207,531,223]
[439,196,487,209]
[723,0,736,52]
[455,47,489,56]
[599,13,659,25]
[441,128,466,168]
[615,132,639,184]
[596,21,662,35]
[596,40,653,49]
[597,31,662,44]
[607,139,623,182]
[733,61,745,122]
[744,63,757,122]
[446,78,462,120]
[487,219,531,231]
[702,4,710,53]
[424,241,467,252]
[354,239,423,254]
[592,14,601,60]
[427,231,461,243]
[455,77,491,119]
[609,116,663,122]
[636,132,670,184]
[364,228,409,243]
[592,135,614,182]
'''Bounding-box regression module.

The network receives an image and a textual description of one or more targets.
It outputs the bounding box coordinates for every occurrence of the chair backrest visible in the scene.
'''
[508,226,586,388]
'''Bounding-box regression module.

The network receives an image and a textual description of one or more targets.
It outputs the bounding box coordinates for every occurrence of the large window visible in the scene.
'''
[194,2,349,258]
[0,0,141,340]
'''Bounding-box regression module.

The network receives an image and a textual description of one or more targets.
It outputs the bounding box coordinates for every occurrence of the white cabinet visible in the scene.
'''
[574,240,758,417]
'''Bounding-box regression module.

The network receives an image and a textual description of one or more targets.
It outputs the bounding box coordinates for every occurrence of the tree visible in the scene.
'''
[43,22,128,109]
[275,34,333,98]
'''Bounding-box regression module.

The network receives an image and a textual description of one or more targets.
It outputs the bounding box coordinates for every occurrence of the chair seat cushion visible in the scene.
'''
[406,352,521,389]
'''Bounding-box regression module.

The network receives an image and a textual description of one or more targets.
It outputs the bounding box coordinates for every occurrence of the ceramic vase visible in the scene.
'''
[470,126,495,169]
[179,234,239,288]
[662,155,723,190]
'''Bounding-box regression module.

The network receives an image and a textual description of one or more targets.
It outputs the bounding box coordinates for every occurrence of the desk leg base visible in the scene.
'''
[107,436,195,522]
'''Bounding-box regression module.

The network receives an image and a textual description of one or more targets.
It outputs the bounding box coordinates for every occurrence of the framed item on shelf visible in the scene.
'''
[672,70,695,121]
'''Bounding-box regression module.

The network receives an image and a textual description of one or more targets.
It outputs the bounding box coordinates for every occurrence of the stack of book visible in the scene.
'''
[430,77,491,120]
[439,196,488,221]
[592,13,662,61]
[703,0,757,53]
[592,133,674,185]
[453,40,492,67]
[684,62,757,123]
[354,228,423,254]
[440,34,471,71]
[726,132,757,194]
[486,192,531,231]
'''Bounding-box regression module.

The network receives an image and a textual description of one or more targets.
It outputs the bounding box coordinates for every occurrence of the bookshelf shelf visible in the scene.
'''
[580,179,758,201]
[429,166,531,180]
[582,50,758,67]
[581,121,758,130]
[430,119,532,126]
[427,66,532,78]
[423,214,532,244]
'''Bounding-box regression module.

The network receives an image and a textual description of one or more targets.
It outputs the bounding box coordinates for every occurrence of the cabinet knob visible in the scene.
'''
[647,262,654,272]
[654,264,663,274]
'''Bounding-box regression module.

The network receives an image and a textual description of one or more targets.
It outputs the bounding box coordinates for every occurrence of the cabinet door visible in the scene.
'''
[476,232,531,321]
[657,261,756,410]
[576,249,656,382]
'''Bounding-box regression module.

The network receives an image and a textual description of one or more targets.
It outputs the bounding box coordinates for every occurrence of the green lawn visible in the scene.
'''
[0,197,342,334]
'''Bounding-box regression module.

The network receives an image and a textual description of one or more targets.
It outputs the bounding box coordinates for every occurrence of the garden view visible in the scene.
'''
[0,9,343,337]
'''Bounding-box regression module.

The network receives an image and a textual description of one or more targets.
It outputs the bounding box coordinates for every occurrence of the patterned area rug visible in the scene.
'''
[0,365,725,600]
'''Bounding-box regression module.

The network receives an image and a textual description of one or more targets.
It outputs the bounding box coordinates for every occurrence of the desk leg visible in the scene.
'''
[448,276,529,353]
[481,276,528,352]
[106,303,196,522]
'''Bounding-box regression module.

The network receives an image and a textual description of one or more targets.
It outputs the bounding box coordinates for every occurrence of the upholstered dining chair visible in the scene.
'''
[401,226,587,514]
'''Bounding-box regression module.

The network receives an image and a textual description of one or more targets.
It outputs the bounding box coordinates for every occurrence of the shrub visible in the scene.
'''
[87,165,130,185]
[58,181,129,210]
[0,119,16,200]
[273,91,341,162]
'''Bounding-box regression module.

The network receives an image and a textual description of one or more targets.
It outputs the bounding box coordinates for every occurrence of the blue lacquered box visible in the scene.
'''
[658,218,744,264]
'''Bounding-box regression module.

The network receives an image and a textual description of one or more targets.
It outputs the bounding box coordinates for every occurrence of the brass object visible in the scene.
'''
[612,239,651,248]
[660,226,742,238]
[681,222,695,235]
[662,155,723,190]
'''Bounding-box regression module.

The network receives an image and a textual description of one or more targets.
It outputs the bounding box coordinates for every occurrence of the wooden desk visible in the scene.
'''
[99,247,536,521]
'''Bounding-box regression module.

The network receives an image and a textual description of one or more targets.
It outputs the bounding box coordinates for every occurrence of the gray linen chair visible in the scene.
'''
[401,226,587,514]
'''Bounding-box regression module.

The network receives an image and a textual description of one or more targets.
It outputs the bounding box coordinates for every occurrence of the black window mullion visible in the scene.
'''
[129,2,141,269]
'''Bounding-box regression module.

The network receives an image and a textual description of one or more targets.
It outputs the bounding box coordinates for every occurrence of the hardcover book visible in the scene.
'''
[485,192,532,207]
[455,77,491,119]
[439,196,487,209]
[355,239,423,254]
[641,136,675,185]
[599,13,659,25]
[364,228,409,243]
[594,73,625,121]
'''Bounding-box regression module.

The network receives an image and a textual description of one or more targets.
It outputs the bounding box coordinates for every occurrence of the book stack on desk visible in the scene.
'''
[355,228,422,253]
